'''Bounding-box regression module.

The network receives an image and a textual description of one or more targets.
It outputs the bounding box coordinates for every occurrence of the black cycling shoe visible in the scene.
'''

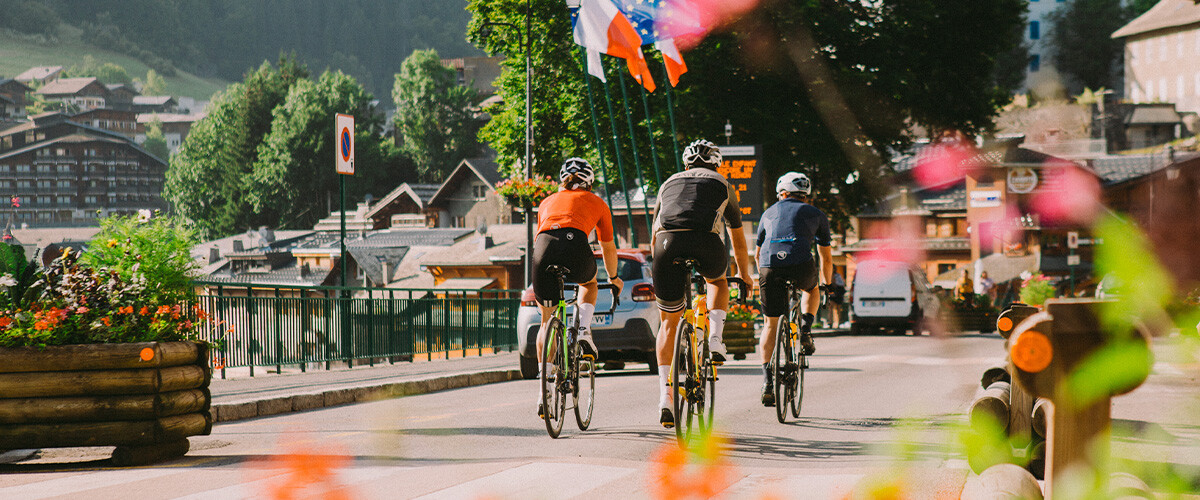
[537,402,545,418]
[710,351,726,365]
[801,332,816,356]
[660,407,675,428]
[761,386,776,407]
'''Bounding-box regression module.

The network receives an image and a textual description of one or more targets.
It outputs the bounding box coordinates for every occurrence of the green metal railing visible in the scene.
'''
[193,282,520,377]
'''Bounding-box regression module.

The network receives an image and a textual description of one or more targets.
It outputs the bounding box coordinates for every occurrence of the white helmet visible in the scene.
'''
[776,172,811,196]
[682,139,722,169]
[559,157,594,189]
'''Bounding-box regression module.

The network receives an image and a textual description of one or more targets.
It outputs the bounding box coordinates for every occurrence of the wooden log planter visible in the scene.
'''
[722,321,759,361]
[0,341,212,466]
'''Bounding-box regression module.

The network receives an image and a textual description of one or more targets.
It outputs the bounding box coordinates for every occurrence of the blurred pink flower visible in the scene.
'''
[912,138,980,190]
[1031,163,1100,226]
[861,217,926,266]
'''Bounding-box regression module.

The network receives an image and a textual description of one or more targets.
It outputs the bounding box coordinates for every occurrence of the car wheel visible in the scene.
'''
[646,353,659,375]
[519,354,538,380]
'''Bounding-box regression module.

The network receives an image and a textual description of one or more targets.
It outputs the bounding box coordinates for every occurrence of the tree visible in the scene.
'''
[248,70,407,230]
[393,49,483,181]
[466,0,1027,217]
[164,57,309,239]
[142,118,170,161]
[141,69,167,95]
[1047,0,1133,94]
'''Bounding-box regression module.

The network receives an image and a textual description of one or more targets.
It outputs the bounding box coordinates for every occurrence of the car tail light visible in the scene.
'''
[911,283,917,302]
[521,288,537,307]
[632,283,655,302]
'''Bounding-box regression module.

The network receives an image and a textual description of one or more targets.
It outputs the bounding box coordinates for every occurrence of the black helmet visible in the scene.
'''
[682,139,722,169]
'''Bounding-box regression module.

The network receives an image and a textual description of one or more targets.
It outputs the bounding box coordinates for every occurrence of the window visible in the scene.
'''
[0,165,8,173]
[57,165,70,173]
[57,180,70,188]
[16,165,29,173]
[1030,21,1040,40]
[938,263,956,275]
[36,165,51,173]
[1030,54,1041,72]
[56,196,70,205]
[37,180,51,188]
[37,196,50,204]
[452,216,466,228]
[85,196,98,204]
[472,184,488,199]
[17,181,31,189]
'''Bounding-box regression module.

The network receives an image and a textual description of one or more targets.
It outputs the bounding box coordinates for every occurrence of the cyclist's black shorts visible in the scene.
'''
[652,230,727,313]
[759,261,818,317]
[532,228,596,307]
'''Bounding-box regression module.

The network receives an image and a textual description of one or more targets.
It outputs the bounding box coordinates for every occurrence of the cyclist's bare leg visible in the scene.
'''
[760,315,781,363]
[656,309,685,366]
[578,278,599,306]
[706,277,729,311]
[802,286,819,316]
[535,304,555,365]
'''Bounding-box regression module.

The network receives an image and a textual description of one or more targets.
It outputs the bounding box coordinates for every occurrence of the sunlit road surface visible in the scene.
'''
[2,333,1195,499]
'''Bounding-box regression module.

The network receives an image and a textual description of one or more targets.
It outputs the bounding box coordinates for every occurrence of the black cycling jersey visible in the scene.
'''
[652,167,744,236]
[755,197,831,268]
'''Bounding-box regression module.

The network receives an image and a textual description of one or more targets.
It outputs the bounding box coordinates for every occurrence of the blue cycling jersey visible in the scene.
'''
[756,197,831,268]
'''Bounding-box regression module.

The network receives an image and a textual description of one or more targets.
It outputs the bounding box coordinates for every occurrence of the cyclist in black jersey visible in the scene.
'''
[650,139,753,427]
[756,172,833,407]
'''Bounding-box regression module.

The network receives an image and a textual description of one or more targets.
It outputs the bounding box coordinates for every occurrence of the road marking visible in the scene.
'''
[172,465,399,499]
[0,468,179,499]
[413,462,636,499]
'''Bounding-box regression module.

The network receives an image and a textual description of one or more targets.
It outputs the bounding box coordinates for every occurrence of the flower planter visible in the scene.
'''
[0,341,212,466]
[722,321,759,360]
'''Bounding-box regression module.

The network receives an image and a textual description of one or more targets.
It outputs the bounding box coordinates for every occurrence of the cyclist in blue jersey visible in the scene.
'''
[756,172,833,407]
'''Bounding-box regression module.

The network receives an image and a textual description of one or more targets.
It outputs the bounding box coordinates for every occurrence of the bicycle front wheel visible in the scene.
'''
[540,317,567,438]
[671,320,695,445]
[773,319,791,423]
[573,342,595,430]
[792,345,806,418]
[700,337,715,434]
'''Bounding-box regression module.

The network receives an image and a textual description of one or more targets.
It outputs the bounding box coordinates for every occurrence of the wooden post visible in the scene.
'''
[997,303,1041,456]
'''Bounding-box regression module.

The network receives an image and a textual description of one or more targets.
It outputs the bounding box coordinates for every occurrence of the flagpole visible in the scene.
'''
[523,0,534,289]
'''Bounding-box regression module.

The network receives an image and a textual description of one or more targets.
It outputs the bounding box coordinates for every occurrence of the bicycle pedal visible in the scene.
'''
[581,353,595,360]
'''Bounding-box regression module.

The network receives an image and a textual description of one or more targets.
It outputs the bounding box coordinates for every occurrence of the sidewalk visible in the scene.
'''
[209,352,522,423]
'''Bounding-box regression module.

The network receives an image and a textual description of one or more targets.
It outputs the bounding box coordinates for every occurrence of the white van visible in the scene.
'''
[850,259,940,334]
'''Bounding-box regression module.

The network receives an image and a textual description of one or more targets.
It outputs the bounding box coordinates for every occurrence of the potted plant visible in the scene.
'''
[0,214,211,466]
[495,175,558,208]
[1019,272,1056,307]
[722,301,761,360]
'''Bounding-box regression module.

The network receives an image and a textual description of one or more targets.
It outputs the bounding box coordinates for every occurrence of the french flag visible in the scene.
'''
[655,38,687,87]
[573,0,656,92]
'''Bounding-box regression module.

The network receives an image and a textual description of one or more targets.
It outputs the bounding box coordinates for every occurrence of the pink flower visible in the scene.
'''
[76,306,90,314]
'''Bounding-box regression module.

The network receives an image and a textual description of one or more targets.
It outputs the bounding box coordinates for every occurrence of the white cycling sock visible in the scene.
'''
[708,309,727,342]
[577,302,595,333]
[658,368,671,409]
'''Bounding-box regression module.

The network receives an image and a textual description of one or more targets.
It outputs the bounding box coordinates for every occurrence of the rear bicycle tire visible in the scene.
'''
[573,342,595,430]
[792,351,806,418]
[773,320,790,423]
[540,317,567,438]
[700,332,715,433]
[671,320,695,445]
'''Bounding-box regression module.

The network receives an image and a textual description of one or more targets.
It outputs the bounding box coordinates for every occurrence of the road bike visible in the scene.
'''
[539,265,619,439]
[770,280,811,423]
[669,258,746,445]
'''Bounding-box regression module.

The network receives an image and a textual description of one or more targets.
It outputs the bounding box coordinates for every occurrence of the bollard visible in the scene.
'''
[1008,299,1151,499]
[998,303,1041,449]
[970,381,1011,432]
[1108,472,1154,499]
[981,365,1011,389]
[961,463,1044,500]
[1032,398,1049,439]
[1027,440,1046,480]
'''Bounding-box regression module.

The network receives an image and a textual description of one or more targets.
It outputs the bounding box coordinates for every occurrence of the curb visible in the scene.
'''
[211,369,523,423]
[0,449,38,464]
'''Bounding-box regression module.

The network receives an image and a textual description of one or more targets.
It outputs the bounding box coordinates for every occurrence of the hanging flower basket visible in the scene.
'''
[723,302,761,360]
[496,175,557,208]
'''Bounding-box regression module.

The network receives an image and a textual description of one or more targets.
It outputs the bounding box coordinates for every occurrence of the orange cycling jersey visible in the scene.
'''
[537,189,615,242]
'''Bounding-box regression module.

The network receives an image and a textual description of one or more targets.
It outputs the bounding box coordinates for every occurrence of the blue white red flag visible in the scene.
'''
[572,0,656,92]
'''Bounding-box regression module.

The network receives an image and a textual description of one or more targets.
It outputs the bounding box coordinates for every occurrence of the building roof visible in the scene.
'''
[36,77,105,96]
[605,185,658,213]
[346,246,409,286]
[858,183,967,218]
[201,264,331,287]
[356,228,474,247]
[137,112,205,124]
[420,224,526,267]
[133,95,176,106]
[364,182,441,220]
[14,66,62,83]
[1113,0,1200,39]
[435,277,497,290]
[1126,106,1184,125]
[428,157,503,207]
[0,132,155,162]
[1090,154,1168,184]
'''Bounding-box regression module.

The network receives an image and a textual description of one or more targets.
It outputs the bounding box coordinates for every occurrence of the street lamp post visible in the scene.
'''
[481,0,534,289]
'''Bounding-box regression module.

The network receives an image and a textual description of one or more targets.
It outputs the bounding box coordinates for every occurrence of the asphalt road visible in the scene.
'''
[2,332,1196,499]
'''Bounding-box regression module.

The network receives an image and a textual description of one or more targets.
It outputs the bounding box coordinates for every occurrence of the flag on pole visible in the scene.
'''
[613,0,694,87]
[655,38,687,87]
[572,0,656,92]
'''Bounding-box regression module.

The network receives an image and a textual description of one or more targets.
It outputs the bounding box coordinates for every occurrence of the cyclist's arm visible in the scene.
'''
[729,226,753,285]
[818,245,833,285]
[599,238,621,289]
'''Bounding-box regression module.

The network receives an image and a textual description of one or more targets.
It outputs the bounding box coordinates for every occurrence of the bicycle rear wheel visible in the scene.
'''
[699,333,715,433]
[773,320,791,423]
[573,342,595,430]
[540,317,567,438]
[792,349,806,418]
[670,321,695,445]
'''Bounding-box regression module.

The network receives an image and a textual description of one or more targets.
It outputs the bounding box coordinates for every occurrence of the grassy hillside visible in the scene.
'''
[0,30,230,103]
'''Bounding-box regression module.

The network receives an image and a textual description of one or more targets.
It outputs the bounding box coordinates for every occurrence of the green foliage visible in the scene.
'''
[64,56,134,85]
[1063,340,1153,407]
[1095,214,1175,335]
[0,0,60,35]
[164,57,310,239]
[393,49,484,181]
[249,70,408,230]
[1019,273,1056,306]
[80,214,198,305]
[0,243,41,311]
[467,0,1027,220]
[1047,0,1133,93]
[141,69,167,95]
[0,250,203,347]
[142,118,170,160]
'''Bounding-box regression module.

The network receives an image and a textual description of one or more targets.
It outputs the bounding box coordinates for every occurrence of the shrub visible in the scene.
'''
[80,213,199,304]
[1019,273,1056,306]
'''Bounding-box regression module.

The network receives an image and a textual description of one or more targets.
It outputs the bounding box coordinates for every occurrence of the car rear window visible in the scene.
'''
[595,257,643,280]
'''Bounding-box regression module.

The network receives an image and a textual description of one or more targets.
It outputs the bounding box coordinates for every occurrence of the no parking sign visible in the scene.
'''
[335,113,354,175]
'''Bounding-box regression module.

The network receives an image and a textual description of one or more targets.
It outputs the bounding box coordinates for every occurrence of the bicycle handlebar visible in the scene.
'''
[598,282,621,314]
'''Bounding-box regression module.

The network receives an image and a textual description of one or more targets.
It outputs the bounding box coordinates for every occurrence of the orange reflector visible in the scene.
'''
[1011,331,1052,373]
[997,317,1013,332]
[140,347,155,362]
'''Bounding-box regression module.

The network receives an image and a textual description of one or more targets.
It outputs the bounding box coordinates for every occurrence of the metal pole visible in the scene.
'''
[523,0,534,289]
[662,60,682,173]
[339,174,351,366]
